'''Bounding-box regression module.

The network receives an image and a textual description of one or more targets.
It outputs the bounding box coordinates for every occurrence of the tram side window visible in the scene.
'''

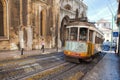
[65,28,69,40]
[95,36,97,43]
[95,36,99,44]
[70,27,77,40]
[79,28,87,41]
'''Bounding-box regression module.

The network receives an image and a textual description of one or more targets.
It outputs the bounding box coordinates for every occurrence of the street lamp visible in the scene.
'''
[110,14,114,51]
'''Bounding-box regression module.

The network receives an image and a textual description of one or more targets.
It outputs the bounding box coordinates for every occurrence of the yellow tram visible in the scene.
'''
[64,19,104,63]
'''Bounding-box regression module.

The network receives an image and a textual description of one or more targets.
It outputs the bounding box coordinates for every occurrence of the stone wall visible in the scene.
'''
[0,0,58,50]
[9,0,20,50]
[0,0,86,50]
[0,0,20,50]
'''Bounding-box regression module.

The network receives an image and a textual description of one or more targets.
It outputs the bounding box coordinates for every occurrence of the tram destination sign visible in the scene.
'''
[113,32,119,37]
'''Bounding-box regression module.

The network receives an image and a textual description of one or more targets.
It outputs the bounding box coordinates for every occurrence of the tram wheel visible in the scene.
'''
[65,56,80,63]
[85,57,93,62]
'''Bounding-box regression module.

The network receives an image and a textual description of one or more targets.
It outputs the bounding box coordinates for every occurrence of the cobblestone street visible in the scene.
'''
[0,0,120,80]
[0,51,106,80]
[82,52,120,80]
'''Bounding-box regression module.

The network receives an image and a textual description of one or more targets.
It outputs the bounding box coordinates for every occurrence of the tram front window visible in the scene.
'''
[70,27,77,41]
[79,28,87,41]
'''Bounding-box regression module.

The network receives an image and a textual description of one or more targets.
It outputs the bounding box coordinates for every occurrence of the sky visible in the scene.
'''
[83,0,118,22]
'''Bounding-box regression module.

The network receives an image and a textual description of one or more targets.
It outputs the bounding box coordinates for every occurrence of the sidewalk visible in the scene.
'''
[0,48,63,61]
[82,52,120,80]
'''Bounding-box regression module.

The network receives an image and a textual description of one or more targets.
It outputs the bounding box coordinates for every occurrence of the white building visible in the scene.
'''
[60,0,87,19]
[95,19,112,42]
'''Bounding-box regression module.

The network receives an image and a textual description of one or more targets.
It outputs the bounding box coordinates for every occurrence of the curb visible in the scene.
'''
[0,49,63,62]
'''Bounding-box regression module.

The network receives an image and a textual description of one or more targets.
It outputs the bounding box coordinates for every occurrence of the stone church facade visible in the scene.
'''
[0,0,87,51]
[0,0,60,50]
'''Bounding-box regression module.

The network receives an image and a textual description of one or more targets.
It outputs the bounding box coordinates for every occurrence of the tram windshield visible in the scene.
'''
[70,27,78,40]
[65,27,88,41]
[79,28,87,41]
[65,27,78,41]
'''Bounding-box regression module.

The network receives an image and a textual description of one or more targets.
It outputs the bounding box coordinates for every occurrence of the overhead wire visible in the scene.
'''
[93,0,115,21]
[105,0,118,34]
[83,0,117,21]
[106,0,118,22]
[83,0,103,21]
[107,0,116,14]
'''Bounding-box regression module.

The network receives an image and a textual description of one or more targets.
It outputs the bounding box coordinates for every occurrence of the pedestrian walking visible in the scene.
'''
[41,39,45,53]
[19,30,24,55]
[114,44,117,54]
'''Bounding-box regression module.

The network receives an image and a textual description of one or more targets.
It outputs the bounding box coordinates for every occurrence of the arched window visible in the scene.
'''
[0,1,4,36]
[64,4,71,10]
[0,0,9,40]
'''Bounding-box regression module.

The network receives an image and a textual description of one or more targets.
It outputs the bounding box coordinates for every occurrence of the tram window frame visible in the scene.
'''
[70,27,78,41]
[79,28,87,41]
[89,30,93,42]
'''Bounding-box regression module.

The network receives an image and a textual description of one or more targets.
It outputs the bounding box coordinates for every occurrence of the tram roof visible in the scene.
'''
[67,21,95,27]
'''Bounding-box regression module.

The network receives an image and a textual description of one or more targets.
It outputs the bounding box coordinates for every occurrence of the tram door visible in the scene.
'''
[88,30,94,55]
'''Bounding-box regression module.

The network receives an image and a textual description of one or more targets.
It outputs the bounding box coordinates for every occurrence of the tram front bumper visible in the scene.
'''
[64,50,90,59]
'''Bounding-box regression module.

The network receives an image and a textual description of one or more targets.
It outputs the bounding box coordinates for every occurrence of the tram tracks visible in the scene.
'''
[40,63,80,80]
[9,61,67,80]
[21,62,74,80]
[23,53,106,80]
[0,52,63,68]
[0,53,64,70]
[0,52,106,80]
[0,53,65,80]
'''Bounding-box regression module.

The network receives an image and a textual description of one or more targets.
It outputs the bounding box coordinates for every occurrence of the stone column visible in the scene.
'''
[56,0,61,48]
[20,0,23,26]
[57,13,62,48]
[35,4,39,34]
[26,0,33,50]
[19,0,25,50]
[38,5,42,49]
[27,0,31,25]
[52,0,56,48]
[53,0,61,48]
[7,1,9,38]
